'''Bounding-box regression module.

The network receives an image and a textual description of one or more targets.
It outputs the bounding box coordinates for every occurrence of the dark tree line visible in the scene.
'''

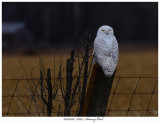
[2,2,158,45]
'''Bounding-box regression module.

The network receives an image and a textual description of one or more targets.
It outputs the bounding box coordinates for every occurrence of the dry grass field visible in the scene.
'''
[2,47,158,116]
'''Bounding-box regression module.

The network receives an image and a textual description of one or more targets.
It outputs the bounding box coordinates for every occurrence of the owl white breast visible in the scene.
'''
[93,25,119,77]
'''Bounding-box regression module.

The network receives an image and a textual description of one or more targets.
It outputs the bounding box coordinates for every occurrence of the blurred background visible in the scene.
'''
[2,2,158,77]
[2,2,158,55]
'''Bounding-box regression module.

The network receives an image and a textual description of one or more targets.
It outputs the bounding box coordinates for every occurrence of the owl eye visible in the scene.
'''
[109,29,111,31]
[102,30,105,31]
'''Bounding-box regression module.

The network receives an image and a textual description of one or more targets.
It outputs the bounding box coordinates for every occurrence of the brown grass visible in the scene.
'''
[2,48,158,116]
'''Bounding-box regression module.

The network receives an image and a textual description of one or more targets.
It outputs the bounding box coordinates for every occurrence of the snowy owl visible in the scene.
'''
[93,25,119,77]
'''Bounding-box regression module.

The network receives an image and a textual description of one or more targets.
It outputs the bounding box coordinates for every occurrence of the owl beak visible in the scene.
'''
[106,32,109,35]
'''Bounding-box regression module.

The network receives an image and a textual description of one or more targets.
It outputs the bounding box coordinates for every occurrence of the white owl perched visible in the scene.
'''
[93,25,119,77]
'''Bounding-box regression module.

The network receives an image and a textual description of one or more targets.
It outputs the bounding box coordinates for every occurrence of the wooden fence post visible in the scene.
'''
[40,69,53,116]
[64,50,75,116]
[47,69,52,116]
[81,63,116,116]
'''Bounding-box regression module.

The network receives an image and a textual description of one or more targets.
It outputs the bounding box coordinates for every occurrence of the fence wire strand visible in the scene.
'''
[2,76,158,116]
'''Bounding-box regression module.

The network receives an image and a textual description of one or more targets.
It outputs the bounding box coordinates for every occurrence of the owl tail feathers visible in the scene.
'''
[103,69,115,77]
[102,64,116,77]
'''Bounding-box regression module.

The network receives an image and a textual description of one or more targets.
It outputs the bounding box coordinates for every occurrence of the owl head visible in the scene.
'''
[97,25,114,36]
